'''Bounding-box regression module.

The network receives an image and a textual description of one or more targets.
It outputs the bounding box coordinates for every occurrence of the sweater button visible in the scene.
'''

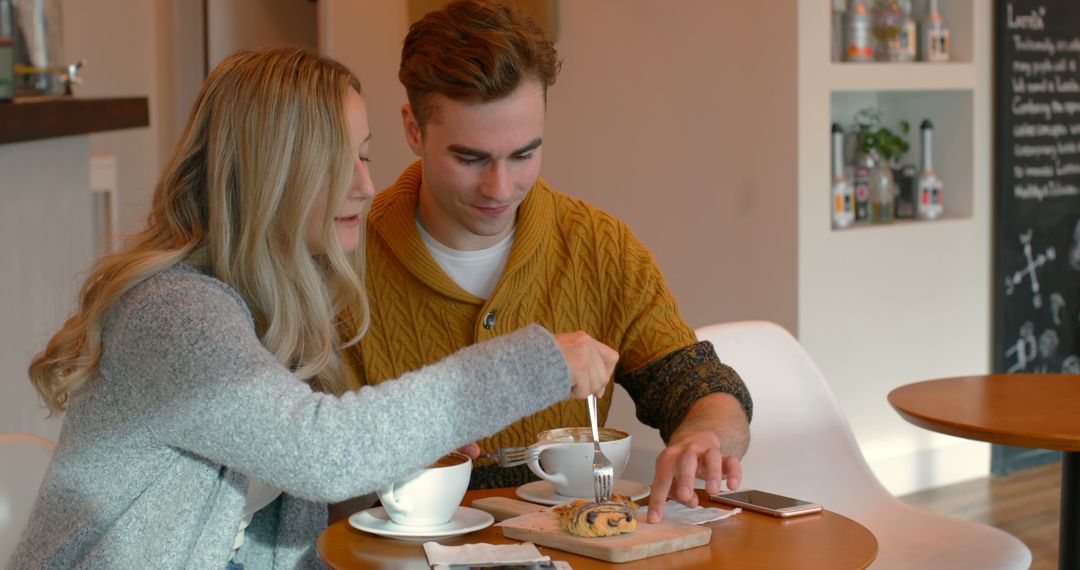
[483,311,496,330]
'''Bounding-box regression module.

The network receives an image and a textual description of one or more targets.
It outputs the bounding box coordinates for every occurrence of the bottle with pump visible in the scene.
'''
[921,0,951,62]
[844,0,874,62]
[831,123,855,229]
[916,119,944,220]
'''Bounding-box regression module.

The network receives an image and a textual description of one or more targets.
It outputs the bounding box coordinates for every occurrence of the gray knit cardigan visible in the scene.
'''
[8,264,571,569]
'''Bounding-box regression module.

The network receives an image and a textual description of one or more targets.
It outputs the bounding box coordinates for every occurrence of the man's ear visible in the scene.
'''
[402,104,423,157]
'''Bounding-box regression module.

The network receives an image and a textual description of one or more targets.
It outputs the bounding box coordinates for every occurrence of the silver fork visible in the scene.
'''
[481,445,541,468]
[587,393,614,502]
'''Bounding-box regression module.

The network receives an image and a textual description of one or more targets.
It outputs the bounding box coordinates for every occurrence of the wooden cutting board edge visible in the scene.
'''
[473,497,713,563]
[501,520,711,563]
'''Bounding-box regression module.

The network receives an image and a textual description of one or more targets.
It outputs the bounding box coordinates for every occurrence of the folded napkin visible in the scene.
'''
[423,541,570,569]
[638,500,740,525]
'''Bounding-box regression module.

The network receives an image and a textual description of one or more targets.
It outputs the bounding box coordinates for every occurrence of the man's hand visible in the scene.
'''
[646,393,749,523]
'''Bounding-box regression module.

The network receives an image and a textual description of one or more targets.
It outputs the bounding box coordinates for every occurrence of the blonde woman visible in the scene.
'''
[9,47,617,570]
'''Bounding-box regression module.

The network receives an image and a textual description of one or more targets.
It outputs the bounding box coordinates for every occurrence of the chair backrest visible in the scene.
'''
[614,321,1032,569]
[694,321,894,515]
[0,434,54,562]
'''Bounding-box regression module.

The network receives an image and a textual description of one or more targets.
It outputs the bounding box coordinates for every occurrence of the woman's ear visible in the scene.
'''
[401,104,423,157]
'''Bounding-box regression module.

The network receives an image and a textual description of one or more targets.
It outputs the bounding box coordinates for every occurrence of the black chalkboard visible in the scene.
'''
[994,0,1080,377]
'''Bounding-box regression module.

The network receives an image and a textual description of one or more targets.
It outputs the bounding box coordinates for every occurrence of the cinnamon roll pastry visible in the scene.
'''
[554,494,638,537]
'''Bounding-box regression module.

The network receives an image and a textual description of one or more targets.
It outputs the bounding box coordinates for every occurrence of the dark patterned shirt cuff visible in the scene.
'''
[618,341,752,442]
[468,463,539,490]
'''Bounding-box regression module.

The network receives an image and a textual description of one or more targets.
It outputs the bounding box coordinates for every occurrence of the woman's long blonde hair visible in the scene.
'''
[29,47,370,413]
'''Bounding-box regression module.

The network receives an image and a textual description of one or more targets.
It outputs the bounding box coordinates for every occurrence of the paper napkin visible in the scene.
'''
[638,500,741,525]
[423,541,570,569]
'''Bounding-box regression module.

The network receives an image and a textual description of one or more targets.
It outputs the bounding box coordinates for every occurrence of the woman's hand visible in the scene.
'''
[553,331,619,399]
[456,442,481,459]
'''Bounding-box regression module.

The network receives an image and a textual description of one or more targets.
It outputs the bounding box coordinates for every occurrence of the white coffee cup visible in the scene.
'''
[377,451,471,527]
[525,427,631,498]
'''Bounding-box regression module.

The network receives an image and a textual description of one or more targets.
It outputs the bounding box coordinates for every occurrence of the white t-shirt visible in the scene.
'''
[417,219,514,299]
[232,479,282,558]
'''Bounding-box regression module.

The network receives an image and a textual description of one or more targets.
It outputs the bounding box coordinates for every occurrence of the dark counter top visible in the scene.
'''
[0,97,149,144]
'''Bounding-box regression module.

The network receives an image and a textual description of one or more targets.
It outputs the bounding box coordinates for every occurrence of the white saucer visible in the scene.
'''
[516,479,650,506]
[347,506,494,542]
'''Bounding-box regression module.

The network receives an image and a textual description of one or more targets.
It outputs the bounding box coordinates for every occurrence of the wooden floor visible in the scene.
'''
[899,463,1061,570]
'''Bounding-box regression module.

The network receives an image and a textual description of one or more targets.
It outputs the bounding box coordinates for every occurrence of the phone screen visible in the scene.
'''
[714,490,815,510]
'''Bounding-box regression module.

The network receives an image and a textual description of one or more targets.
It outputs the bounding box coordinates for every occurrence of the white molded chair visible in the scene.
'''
[613,321,1031,569]
[0,434,54,563]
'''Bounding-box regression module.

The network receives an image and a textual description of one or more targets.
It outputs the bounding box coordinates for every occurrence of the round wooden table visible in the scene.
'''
[318,487,877,569]
[888,374,1080,569]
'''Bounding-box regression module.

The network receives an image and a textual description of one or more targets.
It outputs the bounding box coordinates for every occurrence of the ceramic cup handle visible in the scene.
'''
[377,481,412,516]
[524,442,567,488]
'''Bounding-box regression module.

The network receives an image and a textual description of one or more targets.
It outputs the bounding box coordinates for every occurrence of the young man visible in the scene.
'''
[343,0,752,522]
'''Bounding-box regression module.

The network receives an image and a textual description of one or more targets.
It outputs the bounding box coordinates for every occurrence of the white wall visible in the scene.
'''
[797,2,994,495]
[0,138,94,441]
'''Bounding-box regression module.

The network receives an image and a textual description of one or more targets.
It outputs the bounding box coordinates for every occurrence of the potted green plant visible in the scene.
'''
[853,106,910,166]
[852,107,909,223]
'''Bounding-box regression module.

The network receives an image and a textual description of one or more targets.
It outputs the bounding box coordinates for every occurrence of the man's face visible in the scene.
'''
[403,80,545,251]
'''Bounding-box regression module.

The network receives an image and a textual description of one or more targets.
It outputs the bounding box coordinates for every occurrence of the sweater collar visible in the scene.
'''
[370,160,554,302]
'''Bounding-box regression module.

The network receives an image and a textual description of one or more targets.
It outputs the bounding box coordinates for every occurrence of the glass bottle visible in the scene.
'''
[0,0,12,101]
[868,149,895,223]
[874,0,906,62]
[897,0,917,62]
[11,0,65,96]
[853,149,872,222]
[831,0,846,63]
[844,0,875,62]
[920,0,950,62]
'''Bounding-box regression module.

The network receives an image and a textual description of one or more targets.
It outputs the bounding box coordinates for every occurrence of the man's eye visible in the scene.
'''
[512,153,534,161]
[455,156,485,166]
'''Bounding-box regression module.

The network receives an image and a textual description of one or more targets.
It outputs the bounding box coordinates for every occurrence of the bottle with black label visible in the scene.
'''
[831,123,855,229]
[921,0,950,62]
[916,119,944,219]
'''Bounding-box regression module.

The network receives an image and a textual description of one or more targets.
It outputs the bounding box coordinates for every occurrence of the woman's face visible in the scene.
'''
[306,90,375,254]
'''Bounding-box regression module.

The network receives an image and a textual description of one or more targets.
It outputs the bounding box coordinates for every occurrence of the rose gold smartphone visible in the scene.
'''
[709,489,823,518]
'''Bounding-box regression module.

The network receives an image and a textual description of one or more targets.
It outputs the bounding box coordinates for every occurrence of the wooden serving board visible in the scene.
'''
[471,497,712,563]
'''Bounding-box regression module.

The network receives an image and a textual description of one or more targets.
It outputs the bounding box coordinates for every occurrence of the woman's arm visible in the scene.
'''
[102,271,571,503]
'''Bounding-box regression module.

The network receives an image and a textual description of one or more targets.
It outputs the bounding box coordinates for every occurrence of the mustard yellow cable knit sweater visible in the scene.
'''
[344,161,752,487]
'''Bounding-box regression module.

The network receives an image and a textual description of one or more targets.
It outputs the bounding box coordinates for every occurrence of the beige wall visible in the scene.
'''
[2,1,318,440]
[325,0,798,332]
[63,0,163,237]
[207,0,317,69]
